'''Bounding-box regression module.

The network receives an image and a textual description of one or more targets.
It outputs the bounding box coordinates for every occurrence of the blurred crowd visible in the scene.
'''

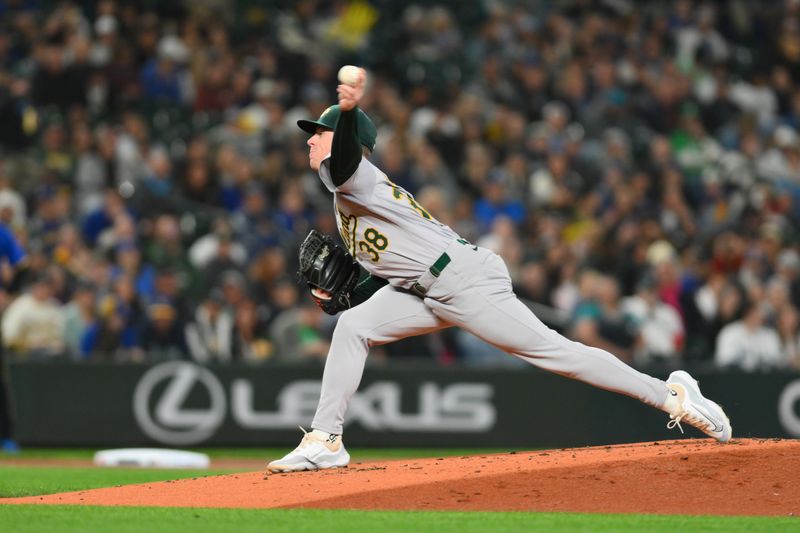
[0,0,798,372]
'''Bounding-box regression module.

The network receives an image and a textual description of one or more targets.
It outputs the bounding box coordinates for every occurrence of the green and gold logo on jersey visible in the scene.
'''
[385,178,433,220]
[337,209,358,255]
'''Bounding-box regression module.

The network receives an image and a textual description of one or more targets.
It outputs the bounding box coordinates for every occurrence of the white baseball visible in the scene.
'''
[338,65,362,86]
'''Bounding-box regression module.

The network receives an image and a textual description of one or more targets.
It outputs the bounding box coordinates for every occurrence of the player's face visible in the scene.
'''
[307,128,334,171]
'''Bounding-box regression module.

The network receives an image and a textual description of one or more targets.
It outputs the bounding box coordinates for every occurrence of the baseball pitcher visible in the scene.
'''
[267,68,731,473]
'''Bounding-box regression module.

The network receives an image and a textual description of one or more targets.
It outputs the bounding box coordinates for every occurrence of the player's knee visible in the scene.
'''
[333,309,373,342]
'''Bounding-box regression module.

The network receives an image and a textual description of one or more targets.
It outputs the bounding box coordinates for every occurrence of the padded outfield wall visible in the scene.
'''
[8,361,800,447]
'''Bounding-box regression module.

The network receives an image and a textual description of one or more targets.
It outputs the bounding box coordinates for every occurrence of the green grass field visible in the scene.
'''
[0,506,795,533]
[0,449,797,532]
[0,466,242,498]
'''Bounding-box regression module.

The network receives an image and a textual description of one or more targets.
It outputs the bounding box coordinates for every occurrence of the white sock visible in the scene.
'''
[310,429,331,440]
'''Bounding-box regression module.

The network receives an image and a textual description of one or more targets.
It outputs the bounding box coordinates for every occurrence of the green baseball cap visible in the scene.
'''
[297,105,377,151]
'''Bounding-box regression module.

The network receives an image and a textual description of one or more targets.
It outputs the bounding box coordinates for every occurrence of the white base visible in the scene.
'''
[93,448,210,469]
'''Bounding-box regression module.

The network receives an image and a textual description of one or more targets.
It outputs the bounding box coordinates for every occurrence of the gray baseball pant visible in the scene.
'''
[311,240,670,435]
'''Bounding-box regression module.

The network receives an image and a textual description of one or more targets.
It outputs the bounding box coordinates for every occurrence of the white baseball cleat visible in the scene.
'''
[266,427,350,473]
[664,370,732,443]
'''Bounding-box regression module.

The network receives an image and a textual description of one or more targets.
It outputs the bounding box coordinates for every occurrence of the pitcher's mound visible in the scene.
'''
[4,438,798,515]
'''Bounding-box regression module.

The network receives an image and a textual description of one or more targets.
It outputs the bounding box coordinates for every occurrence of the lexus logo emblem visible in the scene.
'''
[778,379,800,438]
[133,362,226,445]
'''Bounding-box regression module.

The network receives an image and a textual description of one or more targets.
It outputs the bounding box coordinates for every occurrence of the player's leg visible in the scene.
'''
[463,293,731,441]
[311,284,448,434]
[426,256,667,407]
[422,246,667,406]
[268,285,449,472]
[423,245,730,441]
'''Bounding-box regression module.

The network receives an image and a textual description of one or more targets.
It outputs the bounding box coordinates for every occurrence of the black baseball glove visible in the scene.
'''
[298,229,360,315]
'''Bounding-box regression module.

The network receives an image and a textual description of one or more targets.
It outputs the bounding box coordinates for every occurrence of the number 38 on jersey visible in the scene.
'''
[337,210,389,263]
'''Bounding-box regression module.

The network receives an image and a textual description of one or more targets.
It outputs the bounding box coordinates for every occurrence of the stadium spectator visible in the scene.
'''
[621,275,685,366]
[219,269,248,314]
[0,171,26,228]
[71,123,107,215]
[1,273,64,358]
[110,241,156,302]
[269,300,329,363]
[81,273,143,360]
[185,289,234,364]
[777,304,800,368]
[81,189,128,247]
[140,36,191,105]
[715,304,785,371]
[571,274,638,363]
[189,218,247,272]
[231,298,272,363]
[139,299,187,361]
[62,281,96,359]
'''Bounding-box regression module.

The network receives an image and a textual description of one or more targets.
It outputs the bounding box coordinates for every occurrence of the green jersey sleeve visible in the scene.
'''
[330,109,362,187]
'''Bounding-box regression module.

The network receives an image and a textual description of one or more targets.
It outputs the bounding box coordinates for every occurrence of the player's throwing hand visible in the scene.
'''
[337,67,365,111]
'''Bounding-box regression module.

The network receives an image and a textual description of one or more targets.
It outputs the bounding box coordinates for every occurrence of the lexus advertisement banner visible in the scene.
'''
[9,361,800,447]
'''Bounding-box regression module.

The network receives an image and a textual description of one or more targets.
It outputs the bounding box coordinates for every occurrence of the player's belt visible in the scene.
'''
[409,252,451,298]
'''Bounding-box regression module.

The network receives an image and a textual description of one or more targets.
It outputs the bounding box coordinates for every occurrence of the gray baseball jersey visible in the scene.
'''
[319,155,458,289]
[311,153,672,436]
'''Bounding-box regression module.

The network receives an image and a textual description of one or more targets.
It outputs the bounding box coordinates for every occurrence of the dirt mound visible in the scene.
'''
[3,439,798,515]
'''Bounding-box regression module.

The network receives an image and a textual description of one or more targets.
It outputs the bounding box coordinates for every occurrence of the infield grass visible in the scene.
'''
[0,466,242,497]
[0,506,795,532]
